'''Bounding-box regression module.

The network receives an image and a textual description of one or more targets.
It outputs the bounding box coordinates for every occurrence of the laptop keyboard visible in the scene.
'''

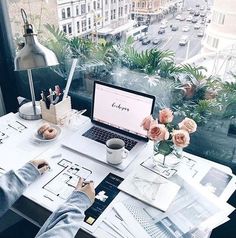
[82,126,137,151]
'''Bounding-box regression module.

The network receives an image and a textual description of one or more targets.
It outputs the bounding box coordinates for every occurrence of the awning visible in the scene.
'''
[109,20,135,35]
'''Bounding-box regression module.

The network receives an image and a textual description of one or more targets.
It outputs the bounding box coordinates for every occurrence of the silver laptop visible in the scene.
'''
[62,81,155,170]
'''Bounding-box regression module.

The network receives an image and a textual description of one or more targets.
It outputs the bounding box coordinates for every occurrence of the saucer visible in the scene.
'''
[33,125,61,142]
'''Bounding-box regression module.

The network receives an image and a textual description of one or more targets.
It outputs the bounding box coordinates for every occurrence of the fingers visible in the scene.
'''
[76,177,84,190]
[38,165,50,174]
[30,159,49,175]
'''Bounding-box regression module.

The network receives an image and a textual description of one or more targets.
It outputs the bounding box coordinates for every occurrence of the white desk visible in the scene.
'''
[0,113,235,237]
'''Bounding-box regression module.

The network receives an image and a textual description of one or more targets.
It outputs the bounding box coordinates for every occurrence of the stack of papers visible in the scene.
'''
[118,166,180,212]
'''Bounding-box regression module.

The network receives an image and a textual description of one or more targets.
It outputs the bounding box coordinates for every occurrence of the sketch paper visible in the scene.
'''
[118,166,180,212]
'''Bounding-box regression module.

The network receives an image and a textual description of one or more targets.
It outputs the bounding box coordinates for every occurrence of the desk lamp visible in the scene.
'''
[14,9,58,120]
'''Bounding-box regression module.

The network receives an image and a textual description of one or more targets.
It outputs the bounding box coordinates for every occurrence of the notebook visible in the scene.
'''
[62,81,155,170]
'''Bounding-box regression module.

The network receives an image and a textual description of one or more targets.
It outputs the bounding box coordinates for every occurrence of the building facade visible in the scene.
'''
[57,0,133,40]
[202,0,236,53]
[131,0,180,25]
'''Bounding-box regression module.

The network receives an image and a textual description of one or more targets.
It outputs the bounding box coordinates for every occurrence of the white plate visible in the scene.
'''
[33,125,61,142]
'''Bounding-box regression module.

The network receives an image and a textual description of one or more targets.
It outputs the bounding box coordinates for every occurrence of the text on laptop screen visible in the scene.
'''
[93,84,154,138]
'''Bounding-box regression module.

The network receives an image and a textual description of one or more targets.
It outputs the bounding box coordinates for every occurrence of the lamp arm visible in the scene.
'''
[27,69,36,108]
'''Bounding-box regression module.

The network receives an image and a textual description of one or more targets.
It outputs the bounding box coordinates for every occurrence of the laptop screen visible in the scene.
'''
[92,81,155,139]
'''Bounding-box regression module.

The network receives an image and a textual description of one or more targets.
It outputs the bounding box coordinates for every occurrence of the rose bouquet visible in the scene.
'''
[141,108,197,167]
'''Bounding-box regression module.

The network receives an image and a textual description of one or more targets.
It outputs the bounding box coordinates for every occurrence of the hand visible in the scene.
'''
[75,177,95,202]
[30,159,50,175]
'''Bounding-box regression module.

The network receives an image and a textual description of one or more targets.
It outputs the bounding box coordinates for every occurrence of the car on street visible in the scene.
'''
[179,35,189,46]
[194,24,201,30]
[152,38,162,45]
[192,18,198,23]
[201,18,206,24]
[187,7,192,11]
[197,30,204,37]
[139,35,147,41]
[200,6,205,10]
[182,25,190,32]
[179,16,186,21]
[160,23,168,29]
[190,10,195,14]
[142,38,151,45]
[171,25,179,31]
[200,12,206,17]
[176,15,181,20]
[158,28,165,34]
[196,4,200,7]
[186,16,193,21]
[194,11,200,16]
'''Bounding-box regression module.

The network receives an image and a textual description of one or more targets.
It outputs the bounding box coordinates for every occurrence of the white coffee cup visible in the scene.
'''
[106,138,129,165]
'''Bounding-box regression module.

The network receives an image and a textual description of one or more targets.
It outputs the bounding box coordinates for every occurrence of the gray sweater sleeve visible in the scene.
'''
[35,191,92,238]
[0,163,40,217]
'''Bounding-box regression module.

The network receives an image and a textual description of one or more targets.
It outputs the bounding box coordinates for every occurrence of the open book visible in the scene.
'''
[118,166,180,212]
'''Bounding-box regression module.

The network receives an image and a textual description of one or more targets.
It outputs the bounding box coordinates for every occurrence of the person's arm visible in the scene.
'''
[0,159,49,217]
[35,178,95,238]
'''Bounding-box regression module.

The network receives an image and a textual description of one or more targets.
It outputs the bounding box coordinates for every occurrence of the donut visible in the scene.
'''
[37,123,50,135]
[43,127,57,140]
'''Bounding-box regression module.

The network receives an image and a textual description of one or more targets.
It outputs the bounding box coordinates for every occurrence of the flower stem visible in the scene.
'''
[163,155,166,166]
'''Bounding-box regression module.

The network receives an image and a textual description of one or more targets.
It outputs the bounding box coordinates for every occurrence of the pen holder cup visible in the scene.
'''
[40,96,72,124]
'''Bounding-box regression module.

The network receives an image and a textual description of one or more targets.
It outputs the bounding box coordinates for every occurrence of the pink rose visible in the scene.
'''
[148,121,169,142]
[141,115,153,131]
[159,108,174,124]
[178,118,197,133]
[172,129,190,148]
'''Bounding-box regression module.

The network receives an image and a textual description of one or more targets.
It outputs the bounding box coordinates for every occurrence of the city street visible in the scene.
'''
[133,0,213,64]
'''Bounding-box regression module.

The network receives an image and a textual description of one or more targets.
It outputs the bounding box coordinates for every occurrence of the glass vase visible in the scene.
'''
[153,142,183,170]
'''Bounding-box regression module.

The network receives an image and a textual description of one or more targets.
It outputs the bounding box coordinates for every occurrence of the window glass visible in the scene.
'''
[4,0,236,172]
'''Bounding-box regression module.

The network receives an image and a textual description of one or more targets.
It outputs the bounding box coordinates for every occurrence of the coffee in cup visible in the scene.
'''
[106,138,129,165]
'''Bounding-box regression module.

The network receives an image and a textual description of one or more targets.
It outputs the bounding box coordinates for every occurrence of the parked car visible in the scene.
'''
[139,35,147,41]
[158,28,165,34]
[187,7,192,11]
[182,25,190,32]
[194,24,201,30]
[190,10,195,14]
[152,38,162,45]
[197,30,204,37]
[200,12,206,17]
[194,11,200,16]
[186,16,193,21]
[176,15,181,20]
[142,38,151,45]
[200,6,205,10]
[179,35,189,46]
[179,16,186,21]
[196,4,200,7]
[171,25,179,31]
[192,18,198,23]
[160,23,168,29]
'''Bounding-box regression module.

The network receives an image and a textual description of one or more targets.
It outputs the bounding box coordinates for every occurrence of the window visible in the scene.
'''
[81,4,86,14]
[206,35,219,49]
[88,18,91,29]
[68,23,72,34]
[97,1,100,9]
[67,7,71,18]
[62,24,67,33]
[82,19,87,31]
[4,0,236,175]
[62,9,66,19]
[125,5,128,14]
[77,21,80,33]
[212,10,225,25]
[76,5,79,16]
[105,11,108,21]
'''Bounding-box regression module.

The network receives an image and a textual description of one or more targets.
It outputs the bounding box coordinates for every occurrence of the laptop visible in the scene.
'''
[62,81,155,170]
